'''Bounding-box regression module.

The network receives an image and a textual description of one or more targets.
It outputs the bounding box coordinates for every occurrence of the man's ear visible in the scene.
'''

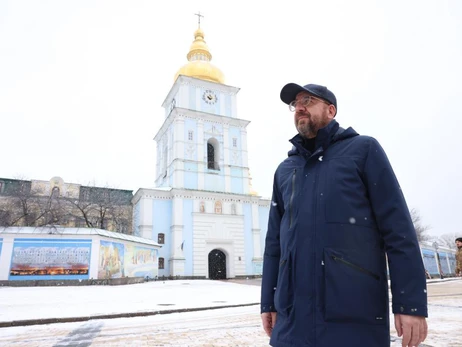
[329,105,337,118]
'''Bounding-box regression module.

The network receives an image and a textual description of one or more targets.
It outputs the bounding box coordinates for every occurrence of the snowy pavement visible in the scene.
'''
[0,279,461,346]
[0,280,261,323]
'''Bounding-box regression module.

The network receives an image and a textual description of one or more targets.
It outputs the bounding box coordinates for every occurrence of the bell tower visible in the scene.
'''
[133,15,269,279]
[154,20,251,195]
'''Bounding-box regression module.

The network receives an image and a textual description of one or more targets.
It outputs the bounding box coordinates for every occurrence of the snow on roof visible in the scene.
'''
[0,226,161,248]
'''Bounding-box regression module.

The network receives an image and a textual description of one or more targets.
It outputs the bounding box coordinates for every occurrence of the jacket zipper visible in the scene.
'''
[289,168,296,229]
[312,152,321,338]
[332,255,380,280]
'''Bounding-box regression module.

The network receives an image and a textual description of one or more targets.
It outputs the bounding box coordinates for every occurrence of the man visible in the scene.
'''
[261,83,428,347]
[456,237,462,277]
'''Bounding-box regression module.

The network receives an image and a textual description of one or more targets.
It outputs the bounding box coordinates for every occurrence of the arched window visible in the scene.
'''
[51,187,60,198]
[158,257,165,270]
[158,233,165,244]
[207,138,219,170]
[207,143,215,169]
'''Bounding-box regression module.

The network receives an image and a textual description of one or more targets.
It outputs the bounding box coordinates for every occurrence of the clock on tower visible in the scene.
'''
[202,89,218,105]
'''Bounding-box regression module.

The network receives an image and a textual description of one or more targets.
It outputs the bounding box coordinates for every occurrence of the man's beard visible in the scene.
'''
[297,120,317,138]
[296,110,330,138]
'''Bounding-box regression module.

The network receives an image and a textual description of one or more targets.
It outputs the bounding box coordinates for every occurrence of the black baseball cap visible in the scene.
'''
[280,83,337,113]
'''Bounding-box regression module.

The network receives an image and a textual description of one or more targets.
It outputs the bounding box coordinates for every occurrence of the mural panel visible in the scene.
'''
[124,244,157,278]
[98,240,124,279]
[421,248,438,276]
[9,238,91,280]
[438,252,449,275]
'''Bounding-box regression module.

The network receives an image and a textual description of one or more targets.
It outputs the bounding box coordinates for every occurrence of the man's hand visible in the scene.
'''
[261,312,277,337]
[394,314,428,347]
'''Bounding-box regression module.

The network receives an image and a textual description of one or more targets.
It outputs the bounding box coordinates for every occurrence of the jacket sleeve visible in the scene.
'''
[364,137,428,317]
[261,171,284,313]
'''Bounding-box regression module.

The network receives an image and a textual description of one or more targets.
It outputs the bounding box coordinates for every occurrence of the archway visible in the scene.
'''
[208,249,226,279]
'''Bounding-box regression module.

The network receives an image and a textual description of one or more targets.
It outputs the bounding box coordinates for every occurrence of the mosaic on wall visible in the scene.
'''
[9,238,91,280]
[98,241,157,279]
[422,248,439,276]
[98,240,125,279]
[124,244,157,278]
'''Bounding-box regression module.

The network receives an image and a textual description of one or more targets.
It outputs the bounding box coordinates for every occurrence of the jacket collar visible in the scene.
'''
[289,119,340,156]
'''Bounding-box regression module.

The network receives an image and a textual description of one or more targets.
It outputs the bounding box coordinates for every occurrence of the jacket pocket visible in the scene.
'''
[323,248,387,325]
[274,254,294,317]
[323,159,377,228]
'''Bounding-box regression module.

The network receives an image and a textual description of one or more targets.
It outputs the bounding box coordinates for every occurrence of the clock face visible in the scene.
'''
[202,90,218,105]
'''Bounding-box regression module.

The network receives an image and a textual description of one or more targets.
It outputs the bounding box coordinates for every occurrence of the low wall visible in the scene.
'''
[0,277,145,287]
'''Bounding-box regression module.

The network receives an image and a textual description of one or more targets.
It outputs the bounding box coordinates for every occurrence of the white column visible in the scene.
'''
[0,236,14,280]
[251,202,263,275]
[241,128,250,194]
[170,196,185,276]
[90,239,100,279]
[223,124,231,192]
[251,203,262,258]
[139,196,153,239]
[173,117,185,188]
[197,119,205,190]
[231,94,238,118]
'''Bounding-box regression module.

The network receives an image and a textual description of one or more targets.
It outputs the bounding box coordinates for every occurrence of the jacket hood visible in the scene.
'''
[288,119,358,157]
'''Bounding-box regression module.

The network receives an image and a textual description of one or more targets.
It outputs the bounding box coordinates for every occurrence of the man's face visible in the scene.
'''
[456,240,462,248]
[293,91,335,139]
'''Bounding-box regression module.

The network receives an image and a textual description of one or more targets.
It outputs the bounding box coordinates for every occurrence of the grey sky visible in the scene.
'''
[1,0,461,236]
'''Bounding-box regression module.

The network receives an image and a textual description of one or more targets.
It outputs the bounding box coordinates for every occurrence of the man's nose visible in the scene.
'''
[295,102,307,112]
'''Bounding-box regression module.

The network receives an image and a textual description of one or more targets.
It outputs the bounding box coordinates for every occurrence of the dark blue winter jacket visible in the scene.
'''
[261,120,427,347]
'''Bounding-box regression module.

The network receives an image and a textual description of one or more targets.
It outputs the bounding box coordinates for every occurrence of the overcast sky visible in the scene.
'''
[1,0,461,237]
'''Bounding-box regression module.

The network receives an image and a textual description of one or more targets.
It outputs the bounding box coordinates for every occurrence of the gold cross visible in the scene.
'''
[194,11,204,28]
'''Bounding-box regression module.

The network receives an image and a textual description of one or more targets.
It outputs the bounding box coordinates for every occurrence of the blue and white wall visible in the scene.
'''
[132,187,271,278]
[0,228,161,281]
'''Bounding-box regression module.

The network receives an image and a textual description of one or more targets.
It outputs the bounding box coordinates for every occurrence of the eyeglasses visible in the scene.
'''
[288,95,330,112]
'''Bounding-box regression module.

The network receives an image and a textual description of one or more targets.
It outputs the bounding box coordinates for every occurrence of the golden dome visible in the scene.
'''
[174,28,225,84]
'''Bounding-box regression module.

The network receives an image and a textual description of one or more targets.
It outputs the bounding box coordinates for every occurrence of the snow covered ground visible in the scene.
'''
[0,279,461,346]
[0,279,261,322]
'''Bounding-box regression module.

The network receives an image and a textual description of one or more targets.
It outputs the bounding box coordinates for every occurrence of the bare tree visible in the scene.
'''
[433,232,458,250]
[0,180,67,227]
[0,207,11,226]
[0,178,132,233]
[63,185,132,233]
[410,208,431,242]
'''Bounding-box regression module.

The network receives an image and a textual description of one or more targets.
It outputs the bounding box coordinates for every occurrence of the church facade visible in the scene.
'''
[132,25,270,279]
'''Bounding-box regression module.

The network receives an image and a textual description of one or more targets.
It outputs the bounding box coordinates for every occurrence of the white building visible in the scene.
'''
[132,25,270,279]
